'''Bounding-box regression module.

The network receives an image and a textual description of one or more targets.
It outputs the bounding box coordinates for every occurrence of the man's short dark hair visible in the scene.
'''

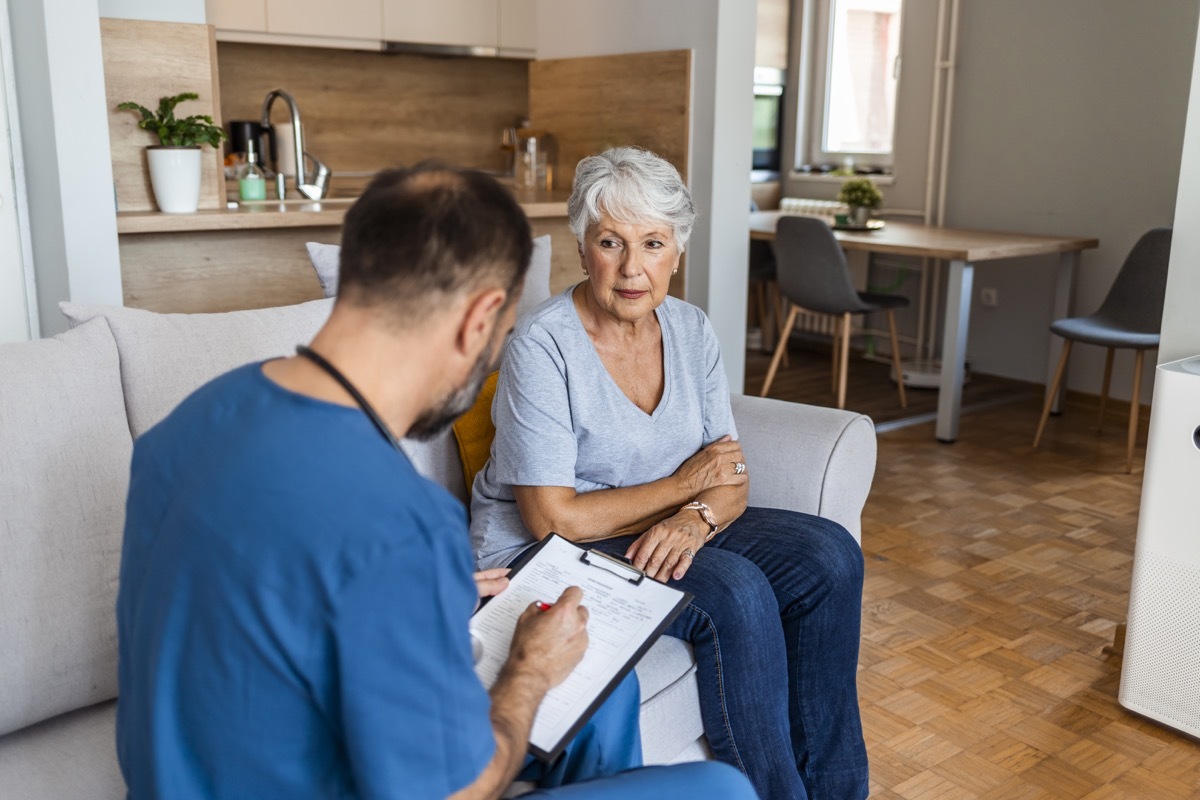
[337,164,533,321]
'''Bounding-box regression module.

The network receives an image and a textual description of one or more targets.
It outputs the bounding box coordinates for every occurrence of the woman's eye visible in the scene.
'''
[646,240,665,249]
[599,239,621,249]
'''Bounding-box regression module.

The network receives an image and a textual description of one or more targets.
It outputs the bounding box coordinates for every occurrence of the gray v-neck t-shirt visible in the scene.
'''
[469,286,736,570]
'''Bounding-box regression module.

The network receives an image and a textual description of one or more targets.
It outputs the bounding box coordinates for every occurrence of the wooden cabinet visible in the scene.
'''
[205,0,266,33]
[207,0,534,57]
[382,0,496,50]
[267,0,381,42]
[498,0,537,55]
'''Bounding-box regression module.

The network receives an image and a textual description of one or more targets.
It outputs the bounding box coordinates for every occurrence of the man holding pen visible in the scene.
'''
[115,164,754,799]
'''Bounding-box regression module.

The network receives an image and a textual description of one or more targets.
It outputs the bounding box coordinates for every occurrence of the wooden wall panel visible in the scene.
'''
[101,19,225,213]
[216,43,529,175]
[528,50,691,191]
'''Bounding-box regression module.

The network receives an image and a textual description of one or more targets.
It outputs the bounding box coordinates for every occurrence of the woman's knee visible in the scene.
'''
[687,552,779,630]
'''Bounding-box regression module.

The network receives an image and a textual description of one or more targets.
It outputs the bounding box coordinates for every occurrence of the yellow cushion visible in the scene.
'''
[452,371,500,492]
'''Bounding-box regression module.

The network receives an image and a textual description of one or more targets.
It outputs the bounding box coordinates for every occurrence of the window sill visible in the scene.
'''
[788,171,896,186]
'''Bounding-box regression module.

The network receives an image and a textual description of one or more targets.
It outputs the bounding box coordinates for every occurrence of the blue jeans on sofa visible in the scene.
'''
[591,507,869,800]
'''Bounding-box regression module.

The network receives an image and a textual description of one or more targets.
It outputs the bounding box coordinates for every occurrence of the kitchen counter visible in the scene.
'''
[115,185,577,315]
[116,188,571,235]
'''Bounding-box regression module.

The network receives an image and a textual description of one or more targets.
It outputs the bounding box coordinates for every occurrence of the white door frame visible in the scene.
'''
[0,0,38,342]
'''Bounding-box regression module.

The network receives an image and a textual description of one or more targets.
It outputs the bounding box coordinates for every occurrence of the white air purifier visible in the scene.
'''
[1119,355,1200,737]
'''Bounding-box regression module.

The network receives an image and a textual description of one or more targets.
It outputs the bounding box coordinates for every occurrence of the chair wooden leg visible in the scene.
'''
[761,304,798,398]
[1126,349,1145,474]
[753,281,767,340]
[765,281,788,367]
[836,312,852,410]
[1034,339,1072,448]
[830,327,840,394]
[886,310,907,409]
[1098,347,1114,432]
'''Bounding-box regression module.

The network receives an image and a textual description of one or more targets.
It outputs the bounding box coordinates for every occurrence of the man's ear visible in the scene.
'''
[457,287,508,356]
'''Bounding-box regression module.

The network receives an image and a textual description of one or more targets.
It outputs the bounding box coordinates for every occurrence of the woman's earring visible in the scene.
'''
[672,269,678,276]
[582,268,589,276]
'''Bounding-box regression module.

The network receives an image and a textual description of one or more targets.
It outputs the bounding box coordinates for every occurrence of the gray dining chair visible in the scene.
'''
[759,215,908,410]
[1033,227,1172,474]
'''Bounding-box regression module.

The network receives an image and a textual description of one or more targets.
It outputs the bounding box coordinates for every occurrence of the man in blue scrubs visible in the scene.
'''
[116,165,754,799]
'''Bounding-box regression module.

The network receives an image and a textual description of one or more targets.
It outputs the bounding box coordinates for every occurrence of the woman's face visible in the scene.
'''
[580,212,680,326]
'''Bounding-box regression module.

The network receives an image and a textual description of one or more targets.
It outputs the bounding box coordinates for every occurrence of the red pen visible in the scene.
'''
[534,601,553,611]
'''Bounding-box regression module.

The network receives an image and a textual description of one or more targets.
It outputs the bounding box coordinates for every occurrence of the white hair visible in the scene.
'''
[567,147,695,252]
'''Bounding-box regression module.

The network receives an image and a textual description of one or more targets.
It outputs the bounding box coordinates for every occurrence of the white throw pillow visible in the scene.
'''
[59,298,335,438]
[305,235,553,320]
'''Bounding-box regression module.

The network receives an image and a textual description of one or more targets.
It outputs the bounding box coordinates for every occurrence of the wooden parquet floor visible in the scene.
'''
[743,346,1200,799]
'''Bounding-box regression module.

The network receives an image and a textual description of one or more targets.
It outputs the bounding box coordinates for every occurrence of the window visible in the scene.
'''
[803,0,903,171]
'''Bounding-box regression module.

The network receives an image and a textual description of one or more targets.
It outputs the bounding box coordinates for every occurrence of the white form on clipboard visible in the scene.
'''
[469,533,691,762]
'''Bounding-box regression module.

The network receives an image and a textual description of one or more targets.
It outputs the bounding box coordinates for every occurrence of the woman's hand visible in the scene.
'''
[474,568,512,599]
[625,513,708,583]
[674,435,748,497]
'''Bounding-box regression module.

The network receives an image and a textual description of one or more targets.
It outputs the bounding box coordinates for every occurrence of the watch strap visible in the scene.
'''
[682,501,719,541]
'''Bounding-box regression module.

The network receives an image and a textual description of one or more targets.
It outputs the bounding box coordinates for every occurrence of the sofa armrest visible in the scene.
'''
[730,394,876,544]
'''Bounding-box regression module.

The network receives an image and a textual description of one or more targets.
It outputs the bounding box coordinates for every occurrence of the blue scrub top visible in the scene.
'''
[117,364,495,799]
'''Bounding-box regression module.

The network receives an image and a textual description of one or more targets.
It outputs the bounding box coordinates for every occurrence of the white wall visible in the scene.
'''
[97,0,204,23]
[0,0,36,342]
[944,0,1199,401]
[1161,12,1200,364]
[536,0,757,393]
[8,0,123,337]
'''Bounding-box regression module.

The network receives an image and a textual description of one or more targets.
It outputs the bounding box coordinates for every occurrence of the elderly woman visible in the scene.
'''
[471,148,867,800]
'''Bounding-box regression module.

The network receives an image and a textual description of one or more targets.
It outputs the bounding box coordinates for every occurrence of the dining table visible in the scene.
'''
[749,210,1100,442]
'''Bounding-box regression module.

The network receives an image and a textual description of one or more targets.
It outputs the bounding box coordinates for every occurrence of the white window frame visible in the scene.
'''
[797,0,904,172]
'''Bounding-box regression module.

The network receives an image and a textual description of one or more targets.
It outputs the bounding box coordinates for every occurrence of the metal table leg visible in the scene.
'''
[1045,250,1080,414]
[937,259,974,442]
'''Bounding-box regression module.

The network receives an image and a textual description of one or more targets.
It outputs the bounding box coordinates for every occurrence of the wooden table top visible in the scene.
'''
[750,211,1099,262]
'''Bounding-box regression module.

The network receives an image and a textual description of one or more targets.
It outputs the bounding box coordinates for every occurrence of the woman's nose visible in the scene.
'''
[619,250,644,277]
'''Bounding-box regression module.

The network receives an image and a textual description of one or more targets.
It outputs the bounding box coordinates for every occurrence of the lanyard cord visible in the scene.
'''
[295,345,403,454]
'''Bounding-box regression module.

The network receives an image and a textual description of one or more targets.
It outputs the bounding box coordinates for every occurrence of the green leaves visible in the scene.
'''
[838,177,883,209]
[117,92,227,149]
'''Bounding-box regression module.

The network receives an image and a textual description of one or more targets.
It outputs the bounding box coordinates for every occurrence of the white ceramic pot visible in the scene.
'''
[146,146,202,213]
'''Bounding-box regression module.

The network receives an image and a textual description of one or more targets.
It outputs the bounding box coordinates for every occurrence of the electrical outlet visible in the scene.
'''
[981,287,999,307]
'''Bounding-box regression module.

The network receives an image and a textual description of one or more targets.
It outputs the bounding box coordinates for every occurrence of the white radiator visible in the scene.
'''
[1119,356,1200,737]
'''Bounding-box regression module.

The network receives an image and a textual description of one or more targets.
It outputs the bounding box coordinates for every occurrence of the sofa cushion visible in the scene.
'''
[60,298,334,439]
[305,234,553,321]
[451,371,500,492]
[0,700,124,799]
[0,320,132,736]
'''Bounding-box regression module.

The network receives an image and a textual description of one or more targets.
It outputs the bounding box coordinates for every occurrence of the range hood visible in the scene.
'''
[383,40,531,59]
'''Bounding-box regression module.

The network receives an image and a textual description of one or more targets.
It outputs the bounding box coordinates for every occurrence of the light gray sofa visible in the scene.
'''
[0,297,877,797]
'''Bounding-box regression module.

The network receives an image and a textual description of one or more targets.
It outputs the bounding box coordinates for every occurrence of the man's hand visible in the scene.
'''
[625,513,707,582]
[674,435,748,496]
[474,568,511,599]
[504,586,589,691]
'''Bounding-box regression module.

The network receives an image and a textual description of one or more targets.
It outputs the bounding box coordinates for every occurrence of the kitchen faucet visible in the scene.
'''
[260,89,330,201]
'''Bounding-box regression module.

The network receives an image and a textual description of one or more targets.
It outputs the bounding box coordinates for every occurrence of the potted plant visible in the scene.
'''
[837,177,883,226]
[117,92,226,214]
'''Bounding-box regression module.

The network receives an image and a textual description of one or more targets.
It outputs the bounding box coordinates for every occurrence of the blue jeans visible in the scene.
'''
[590,507,869,800]
[517,672,756,799]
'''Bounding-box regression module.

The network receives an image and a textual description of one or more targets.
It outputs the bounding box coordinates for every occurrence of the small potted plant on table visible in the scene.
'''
[117,92,226,214]
[837,177,883,227]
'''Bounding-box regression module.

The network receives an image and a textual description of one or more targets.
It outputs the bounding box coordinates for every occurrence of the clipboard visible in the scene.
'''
[470,533,692,762]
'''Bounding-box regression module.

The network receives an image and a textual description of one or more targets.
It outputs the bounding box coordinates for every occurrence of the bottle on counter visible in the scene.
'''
[239,139,268,202]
